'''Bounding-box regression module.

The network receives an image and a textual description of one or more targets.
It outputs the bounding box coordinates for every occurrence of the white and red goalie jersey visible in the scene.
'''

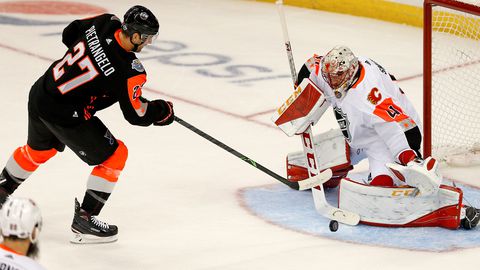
[306,55,423,183]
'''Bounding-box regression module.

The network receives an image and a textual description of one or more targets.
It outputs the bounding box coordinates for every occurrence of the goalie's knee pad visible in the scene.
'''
[286,129,352,189]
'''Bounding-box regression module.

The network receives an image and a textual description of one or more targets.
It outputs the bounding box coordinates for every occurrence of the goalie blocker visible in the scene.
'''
[271,79,349,188]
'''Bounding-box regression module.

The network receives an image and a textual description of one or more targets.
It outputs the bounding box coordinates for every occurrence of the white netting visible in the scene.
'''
[431,1,480,165]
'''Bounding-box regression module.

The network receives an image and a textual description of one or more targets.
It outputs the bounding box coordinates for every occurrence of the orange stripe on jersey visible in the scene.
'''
[114,29,129,52]
[0,244,21,255]
[91,140,128,182]
[373,97,409,123]
[13,145,57,172]
[351,63,365,89]
[127,74,147,114]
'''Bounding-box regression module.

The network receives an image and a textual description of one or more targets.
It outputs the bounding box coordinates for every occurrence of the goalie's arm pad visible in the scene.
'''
[271,79,329,136]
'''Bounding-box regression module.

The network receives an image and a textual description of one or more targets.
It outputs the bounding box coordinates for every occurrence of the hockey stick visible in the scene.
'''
[174,116,332,191]
[275,1,360,226]
[276,0,297,84]
[301,127,360,226]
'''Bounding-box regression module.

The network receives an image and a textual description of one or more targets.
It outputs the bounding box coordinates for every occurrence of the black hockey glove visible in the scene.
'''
[152,99,174,126]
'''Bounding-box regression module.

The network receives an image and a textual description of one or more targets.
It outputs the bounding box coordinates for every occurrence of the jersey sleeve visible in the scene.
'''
[118,73,165,126]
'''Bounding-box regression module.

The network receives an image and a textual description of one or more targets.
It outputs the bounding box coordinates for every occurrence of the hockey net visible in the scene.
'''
[424,0,480,166]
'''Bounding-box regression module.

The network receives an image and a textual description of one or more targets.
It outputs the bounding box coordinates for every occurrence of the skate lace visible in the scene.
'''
[91,216,109,230]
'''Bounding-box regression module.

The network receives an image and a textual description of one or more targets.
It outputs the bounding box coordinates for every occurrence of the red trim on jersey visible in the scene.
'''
[0,244,22,255]
[114,29,129,52]
[313,54,321,76]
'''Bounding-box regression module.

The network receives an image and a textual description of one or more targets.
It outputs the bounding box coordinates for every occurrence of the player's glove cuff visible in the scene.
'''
[152,99,174,126]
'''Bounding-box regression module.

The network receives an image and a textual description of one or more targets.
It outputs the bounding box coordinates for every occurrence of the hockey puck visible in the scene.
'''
[329,220,339,232]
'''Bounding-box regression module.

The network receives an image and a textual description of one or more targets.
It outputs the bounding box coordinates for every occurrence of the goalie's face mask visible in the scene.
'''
[321,46,359,99]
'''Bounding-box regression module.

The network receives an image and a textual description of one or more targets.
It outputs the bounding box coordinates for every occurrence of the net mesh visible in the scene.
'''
[431,1,480,161]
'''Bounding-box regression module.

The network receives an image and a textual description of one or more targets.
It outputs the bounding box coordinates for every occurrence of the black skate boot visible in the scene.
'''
[71,198,118,244]
[461,206,480,230]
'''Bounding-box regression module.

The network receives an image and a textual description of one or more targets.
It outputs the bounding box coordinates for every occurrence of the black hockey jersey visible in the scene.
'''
[28,14,165,127]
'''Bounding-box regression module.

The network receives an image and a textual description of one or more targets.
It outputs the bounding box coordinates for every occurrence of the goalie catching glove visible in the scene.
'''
[151,99,174,126]
[387,149,442,196]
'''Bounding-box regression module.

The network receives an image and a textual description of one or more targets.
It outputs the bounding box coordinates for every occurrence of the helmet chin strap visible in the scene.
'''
[130,35,145,52]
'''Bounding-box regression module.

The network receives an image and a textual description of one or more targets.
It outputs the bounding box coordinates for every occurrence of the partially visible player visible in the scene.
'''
[293,45,479,229]
[0,197,46,270]
[0,5,174,243]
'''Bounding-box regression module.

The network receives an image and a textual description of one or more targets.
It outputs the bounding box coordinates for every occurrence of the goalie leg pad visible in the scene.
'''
[339,178,463,229]
[286,129,351,188]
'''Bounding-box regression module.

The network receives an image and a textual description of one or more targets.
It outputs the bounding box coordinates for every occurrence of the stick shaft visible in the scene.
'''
[174,116,299,189]
[276,0,297,84]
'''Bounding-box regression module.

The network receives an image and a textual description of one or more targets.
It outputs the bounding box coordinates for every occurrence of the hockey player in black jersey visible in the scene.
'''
[0,5,173,244]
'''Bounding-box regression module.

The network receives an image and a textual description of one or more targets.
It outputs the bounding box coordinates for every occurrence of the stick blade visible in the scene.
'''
[326,208,361,226]
[297,169,333,190]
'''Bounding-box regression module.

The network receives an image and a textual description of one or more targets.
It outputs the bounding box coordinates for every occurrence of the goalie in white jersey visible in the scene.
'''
[298,46,422,187]
[0,197,46,270]
[279,45,479,229]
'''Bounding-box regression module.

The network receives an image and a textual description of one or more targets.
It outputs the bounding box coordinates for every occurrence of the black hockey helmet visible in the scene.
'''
[122,5,159,38]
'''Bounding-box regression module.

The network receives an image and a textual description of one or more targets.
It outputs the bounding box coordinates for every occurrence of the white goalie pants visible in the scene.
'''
[350,139,402,185]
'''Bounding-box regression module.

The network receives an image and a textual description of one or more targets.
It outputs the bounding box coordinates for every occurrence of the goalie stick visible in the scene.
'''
[174,116,332,190]
[276,0,360,226]
[302,126,360,225]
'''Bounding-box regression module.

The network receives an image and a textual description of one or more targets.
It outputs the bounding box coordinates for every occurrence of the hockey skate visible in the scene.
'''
[461,206,480,230]
[71,198,118,244]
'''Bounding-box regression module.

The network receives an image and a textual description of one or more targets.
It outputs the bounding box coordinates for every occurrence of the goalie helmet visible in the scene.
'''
[122,5,159,41]
[0,197,42,243]
[321,46,359,99]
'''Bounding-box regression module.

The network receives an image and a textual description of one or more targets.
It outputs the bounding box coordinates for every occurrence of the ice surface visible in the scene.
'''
[0,1,478,269]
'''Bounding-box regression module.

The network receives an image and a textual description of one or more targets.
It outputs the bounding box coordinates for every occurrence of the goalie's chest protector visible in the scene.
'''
[319,58,419,151]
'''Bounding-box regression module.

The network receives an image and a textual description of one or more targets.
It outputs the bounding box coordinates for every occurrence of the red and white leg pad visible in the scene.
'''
[338,178,463,229]
[286,129,351,188]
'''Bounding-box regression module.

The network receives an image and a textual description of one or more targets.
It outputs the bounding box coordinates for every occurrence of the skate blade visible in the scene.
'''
[70,231,118,244]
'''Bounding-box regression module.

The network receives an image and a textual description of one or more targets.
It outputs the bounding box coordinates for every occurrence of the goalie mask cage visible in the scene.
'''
[424,0,480,162]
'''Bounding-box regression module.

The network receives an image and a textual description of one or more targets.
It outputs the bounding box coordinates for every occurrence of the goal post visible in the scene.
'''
[424,0,480,164]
